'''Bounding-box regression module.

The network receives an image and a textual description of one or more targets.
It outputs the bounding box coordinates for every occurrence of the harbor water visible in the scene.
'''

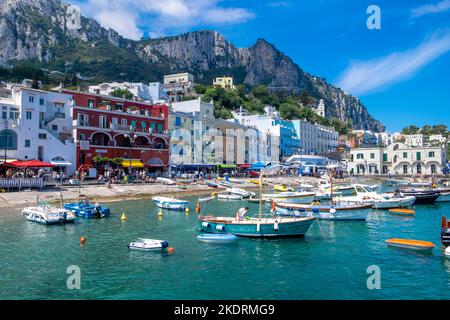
[1,182,450,299]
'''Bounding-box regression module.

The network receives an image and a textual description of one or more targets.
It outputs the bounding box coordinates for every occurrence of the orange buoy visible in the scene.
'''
[80,236,87,245]
[167,247,175,254]
[196,201,201,214]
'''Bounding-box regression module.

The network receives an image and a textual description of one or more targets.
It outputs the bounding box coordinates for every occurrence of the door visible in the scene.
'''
[38,146,44,161]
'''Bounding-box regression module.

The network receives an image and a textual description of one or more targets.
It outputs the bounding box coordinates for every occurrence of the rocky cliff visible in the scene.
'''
[0,0,385,131]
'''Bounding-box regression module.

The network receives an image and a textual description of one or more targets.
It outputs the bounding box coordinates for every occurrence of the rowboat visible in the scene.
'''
[197,233,238,243]
[127,239,169,251]
[388,208,415,216]
[385,238,435,251]
[249,179,268,186]
[198,215,314,238]
[217,193,243,200]
[205,181,218,188]
[274,202,372,221]
[152,196,189,210]
[64,199,110,218]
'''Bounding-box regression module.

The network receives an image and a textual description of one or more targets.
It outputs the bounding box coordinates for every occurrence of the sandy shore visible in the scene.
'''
[0,176,324,208]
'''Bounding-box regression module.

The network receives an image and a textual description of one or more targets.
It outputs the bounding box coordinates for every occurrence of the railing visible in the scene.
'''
[0,178,44,191]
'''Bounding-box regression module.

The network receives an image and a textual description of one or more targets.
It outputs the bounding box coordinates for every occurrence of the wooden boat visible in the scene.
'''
[152,196,189,210]
[197,233,237,243]
[388,208,415,216]
[274,202,372,221]
[205,181,219,188]
[217,193,243,200]
[399,188,441,205]
[385,238,435,251]
[198,172,315,238]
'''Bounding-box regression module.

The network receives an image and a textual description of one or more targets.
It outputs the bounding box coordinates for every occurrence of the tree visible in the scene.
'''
[402,125,420,135]
[279,102,302,120]
[110,88,134,100]
[194,84,207,95]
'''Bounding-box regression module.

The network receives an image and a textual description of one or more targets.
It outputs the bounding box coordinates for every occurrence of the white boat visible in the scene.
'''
[339,184,416,209]
[225,187,255,198]
[152,196,189,210]
[314,190,343,200]
[22,204,76,225]
[437,190,450,202]
[217,193,243,200]
[156,177,176,185]
[262,191,316,203]
[274,202,372,221]
[127,238,169,251]
[318,181,355,196]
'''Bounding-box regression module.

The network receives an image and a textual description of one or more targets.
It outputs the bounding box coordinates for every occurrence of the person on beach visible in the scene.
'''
[236,207,249,221]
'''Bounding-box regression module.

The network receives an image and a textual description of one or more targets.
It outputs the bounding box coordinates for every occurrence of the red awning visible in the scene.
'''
[9,160,56,168]
[237,164,251,168]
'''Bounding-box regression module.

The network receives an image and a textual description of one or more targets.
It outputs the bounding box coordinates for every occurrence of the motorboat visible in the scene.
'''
[340,184,416,209]
[156,177,176,185]
[399,188,441,205]
[198,215,314,238]
[152,196,189,210]
[274,202,372,221]
[205,181,218,188]
[197,233,238,243]
[274,184,294,192]
[127,238,169,251]
[225,187,255,198]
[22,204,76,225]
[64,199,110,218]
[217,193,243,200]
[435,189,450,202]
[220,180,234,188]
[385,238,435,252]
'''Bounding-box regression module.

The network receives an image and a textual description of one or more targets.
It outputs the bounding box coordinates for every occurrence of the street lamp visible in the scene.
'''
[124,126,138,175]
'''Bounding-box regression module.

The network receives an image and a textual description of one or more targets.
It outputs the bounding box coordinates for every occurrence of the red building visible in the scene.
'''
[62,90,170,173]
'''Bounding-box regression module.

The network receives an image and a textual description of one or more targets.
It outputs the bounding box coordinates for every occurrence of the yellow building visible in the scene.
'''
[213,76,235,90]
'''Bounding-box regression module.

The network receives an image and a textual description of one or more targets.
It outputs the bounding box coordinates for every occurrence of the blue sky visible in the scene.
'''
[69,0,450,132]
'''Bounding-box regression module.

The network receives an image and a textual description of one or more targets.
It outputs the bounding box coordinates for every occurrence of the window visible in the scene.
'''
[0,129,18,150]
[39,98,45,105]
[157,123,163,133]
[175,117,181,126]
[78,114,89,126]
[356,153,364,159]
[428,151,435,158]
[370,153,375,159]
[80,134,86,141]
[417,164,422,174]
[141,121,147,129]
[416,152,421,161]
[403,165,408,174]
[99,116,107,128]
[28,96,34,103]
[121,119,127,127]
[25,139,31,148]
[2,111,6,119]
[38,133,47,139]
[88,99,95,108]
[150,122,156,132]
[403,152,408,158]
[26,111,32,120]
[383,153,388,162]
[131,120,137,129]
[52,125,58,131]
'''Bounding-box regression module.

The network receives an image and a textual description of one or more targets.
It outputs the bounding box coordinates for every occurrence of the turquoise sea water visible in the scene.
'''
[1,182,450,300]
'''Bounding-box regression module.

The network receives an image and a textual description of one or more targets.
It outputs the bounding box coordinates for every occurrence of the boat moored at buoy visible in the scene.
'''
[197,233,238,243]
[385,238,435,252]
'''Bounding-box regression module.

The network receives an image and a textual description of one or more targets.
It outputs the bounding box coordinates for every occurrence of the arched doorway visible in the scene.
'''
[91,132,111,146]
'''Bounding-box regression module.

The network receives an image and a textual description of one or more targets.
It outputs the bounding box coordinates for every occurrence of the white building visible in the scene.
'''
[170,97,214,120]
[404,134,423,147]
[163,73,194,102]
[377,132,393,147]
[0,86,76,175]
[428,134,447,145]
[291,119,339,156]
[88,82,168,103]
[315,99,325,117]
[348,142,446,175]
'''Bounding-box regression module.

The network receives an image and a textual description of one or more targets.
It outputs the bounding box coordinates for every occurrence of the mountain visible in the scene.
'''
[0,0,385,132]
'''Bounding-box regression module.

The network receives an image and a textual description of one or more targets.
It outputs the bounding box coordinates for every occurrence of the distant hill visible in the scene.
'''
[0,0,385,132]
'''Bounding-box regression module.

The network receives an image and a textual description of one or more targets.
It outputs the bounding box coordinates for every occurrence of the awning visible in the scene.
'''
[217,164,237,169]
[10,160,55,168]
[121,159,144,168]
[251,162,265,169]
[237,164,251,168]
[145,157,165,167]
[51,160,72,166]
[171,164,215,169]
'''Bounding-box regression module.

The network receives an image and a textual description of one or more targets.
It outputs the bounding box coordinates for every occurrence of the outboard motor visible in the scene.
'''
[441,217,450,247]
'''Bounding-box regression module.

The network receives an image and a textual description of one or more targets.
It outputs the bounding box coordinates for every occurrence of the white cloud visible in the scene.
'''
[70,0,254,40]
[336,31,450,96]
[411,0,450,18]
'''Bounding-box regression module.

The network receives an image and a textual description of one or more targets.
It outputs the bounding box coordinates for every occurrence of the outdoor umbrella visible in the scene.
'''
[10,160,55,168]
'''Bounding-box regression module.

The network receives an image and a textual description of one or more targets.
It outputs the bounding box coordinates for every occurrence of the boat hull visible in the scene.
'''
[154,201,188,210]
[400,191,440,205]
[436,191,450,202]
[275,206,369,221]
[64,203,110,218]
[198,217,314,238]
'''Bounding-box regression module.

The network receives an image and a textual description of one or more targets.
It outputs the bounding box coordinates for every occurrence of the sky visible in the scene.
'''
[68,0,450,133]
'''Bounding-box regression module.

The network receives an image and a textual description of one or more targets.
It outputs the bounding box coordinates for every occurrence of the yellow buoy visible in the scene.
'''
[158,209,163,217]
[185,207,190,213]
[121,212,127,221]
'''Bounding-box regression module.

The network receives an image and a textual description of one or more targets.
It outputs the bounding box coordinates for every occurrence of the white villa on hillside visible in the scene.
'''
[348,142,446,175]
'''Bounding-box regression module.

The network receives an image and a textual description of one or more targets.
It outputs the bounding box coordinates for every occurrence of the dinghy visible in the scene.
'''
[127,238,169,251]
[152,196,189,210]
[64,199,110,218]
[388,208,415,216]
[385,238,435,252]
[197,233,237,243]
[274,184,293,192]
[205,181,218,188]
[217,193,243,200]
